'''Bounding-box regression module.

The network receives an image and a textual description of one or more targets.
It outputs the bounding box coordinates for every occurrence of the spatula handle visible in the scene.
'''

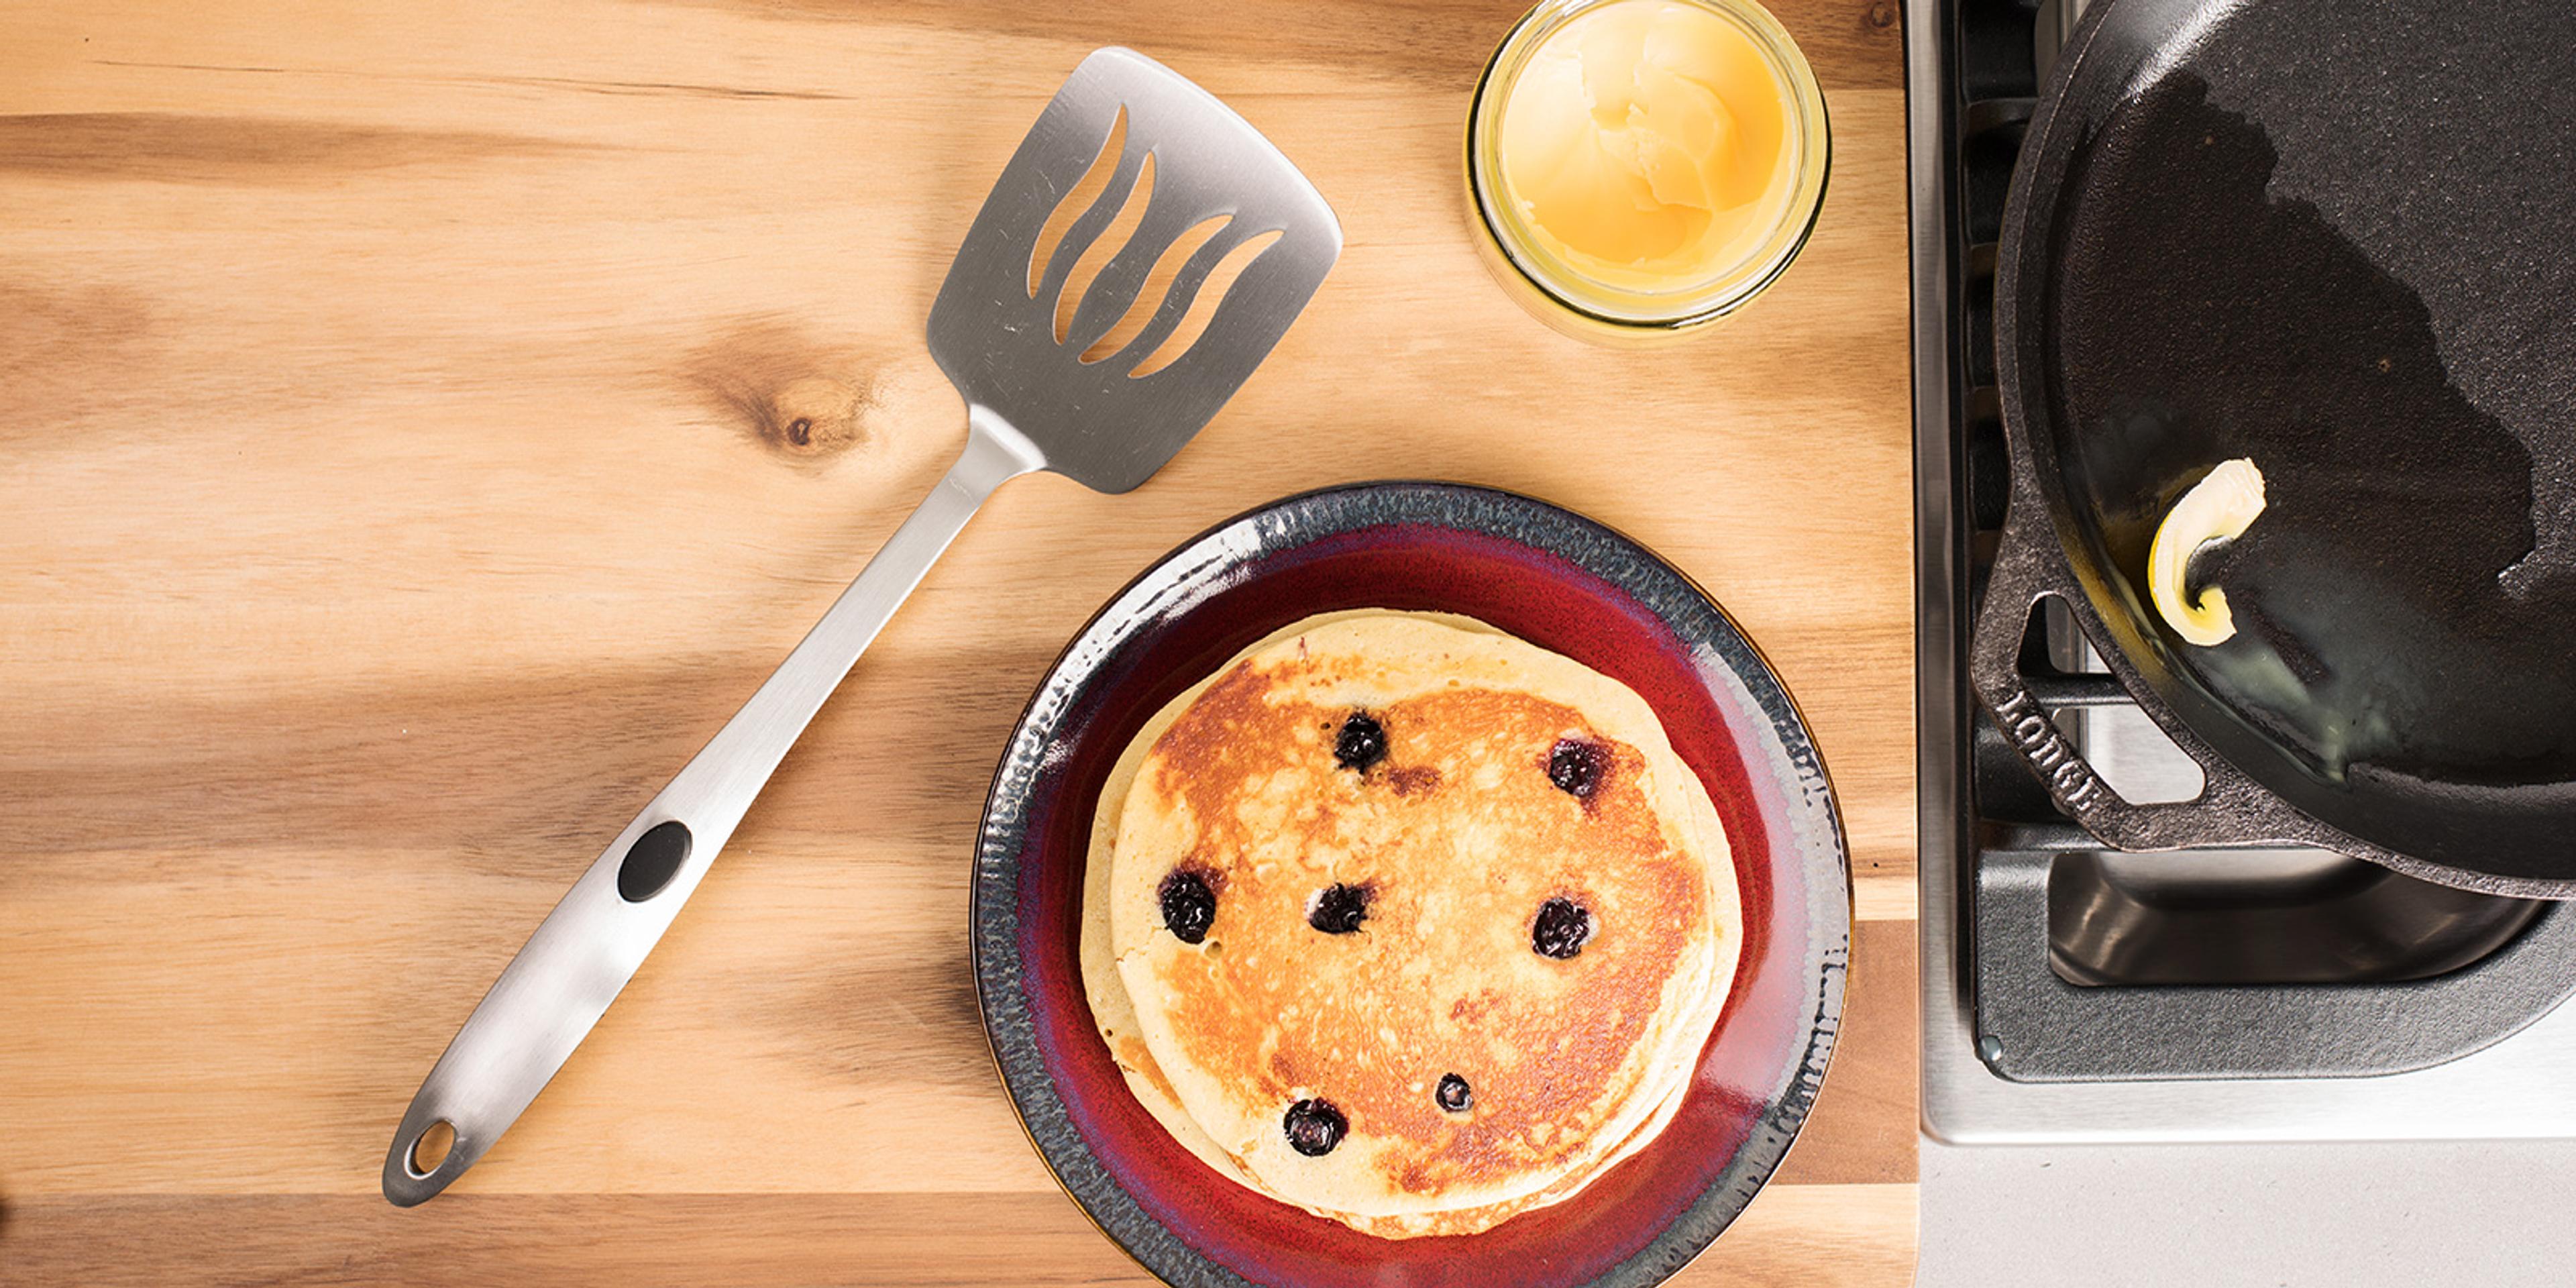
[382,409,1040,1206]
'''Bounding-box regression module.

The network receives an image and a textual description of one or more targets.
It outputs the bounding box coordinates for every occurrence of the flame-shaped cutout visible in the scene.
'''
[1055,152,1155,343]
[1128,229,1285,378]
[1028,107,1127,299]
[1079,213,1232,364]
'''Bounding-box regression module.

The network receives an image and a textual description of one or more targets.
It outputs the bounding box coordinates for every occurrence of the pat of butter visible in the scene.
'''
[2149,458,2268,647]
[1496,0,1795,290]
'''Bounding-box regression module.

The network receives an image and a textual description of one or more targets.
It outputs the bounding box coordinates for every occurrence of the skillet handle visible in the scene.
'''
[1966,504,2338,853]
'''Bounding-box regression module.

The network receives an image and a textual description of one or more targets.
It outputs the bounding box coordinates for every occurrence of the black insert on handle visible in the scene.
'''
[616,820,692,902]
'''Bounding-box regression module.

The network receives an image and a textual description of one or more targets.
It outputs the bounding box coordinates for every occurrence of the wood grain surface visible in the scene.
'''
[0,0,1917,1282]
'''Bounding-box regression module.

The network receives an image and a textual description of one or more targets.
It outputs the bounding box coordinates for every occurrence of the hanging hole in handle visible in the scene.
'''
[2017,596,2207,804]
[2057,702,2206,805]
[405,1119,456,1179]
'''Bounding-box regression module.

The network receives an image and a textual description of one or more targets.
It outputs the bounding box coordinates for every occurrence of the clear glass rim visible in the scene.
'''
[1466,0,1833,332]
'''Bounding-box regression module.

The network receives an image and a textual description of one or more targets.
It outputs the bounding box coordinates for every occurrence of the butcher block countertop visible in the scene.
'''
[0,0,1915,1283]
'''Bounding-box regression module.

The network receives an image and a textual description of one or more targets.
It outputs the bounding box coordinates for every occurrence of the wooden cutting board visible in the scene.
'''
[0,0,1916,1282]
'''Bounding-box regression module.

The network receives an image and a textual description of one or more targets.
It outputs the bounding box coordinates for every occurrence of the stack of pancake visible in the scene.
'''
[1080,611,1741,1238]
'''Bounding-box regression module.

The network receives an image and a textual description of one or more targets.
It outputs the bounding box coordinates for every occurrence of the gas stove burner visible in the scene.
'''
[1913,0,2576,1140]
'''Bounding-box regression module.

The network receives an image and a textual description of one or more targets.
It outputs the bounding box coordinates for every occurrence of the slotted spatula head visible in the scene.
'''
[928,48,1340,493]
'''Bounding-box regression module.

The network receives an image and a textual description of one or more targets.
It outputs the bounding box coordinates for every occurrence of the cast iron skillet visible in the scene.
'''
[1972,0,2576,895]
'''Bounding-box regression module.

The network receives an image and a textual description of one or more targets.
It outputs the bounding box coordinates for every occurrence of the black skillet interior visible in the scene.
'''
[2000,0,2576,880]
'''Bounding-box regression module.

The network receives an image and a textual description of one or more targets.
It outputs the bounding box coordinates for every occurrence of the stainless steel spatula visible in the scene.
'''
[382,47,1339,1206]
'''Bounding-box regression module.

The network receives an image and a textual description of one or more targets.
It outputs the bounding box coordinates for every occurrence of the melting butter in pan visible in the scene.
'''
[2149,457,2268,647]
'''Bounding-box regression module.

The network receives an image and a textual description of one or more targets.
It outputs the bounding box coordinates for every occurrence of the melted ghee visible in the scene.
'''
[1495,0,1796,292]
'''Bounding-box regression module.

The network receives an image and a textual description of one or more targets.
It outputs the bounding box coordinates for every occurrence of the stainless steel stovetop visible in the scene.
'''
[1909,0,2576,1145]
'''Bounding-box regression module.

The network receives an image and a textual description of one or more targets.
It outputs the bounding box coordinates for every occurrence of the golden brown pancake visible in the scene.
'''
[1079,614,1711,1235]
[1093,612,1738,1236]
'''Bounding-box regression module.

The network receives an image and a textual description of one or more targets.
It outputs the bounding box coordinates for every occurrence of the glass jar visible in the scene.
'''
[1466,0,1832,343]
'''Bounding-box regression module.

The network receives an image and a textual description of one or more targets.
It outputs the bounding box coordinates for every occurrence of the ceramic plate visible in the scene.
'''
[971,482,1849,1288]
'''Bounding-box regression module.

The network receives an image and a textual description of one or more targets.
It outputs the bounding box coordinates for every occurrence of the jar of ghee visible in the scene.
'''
[1466,0,1830,341]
